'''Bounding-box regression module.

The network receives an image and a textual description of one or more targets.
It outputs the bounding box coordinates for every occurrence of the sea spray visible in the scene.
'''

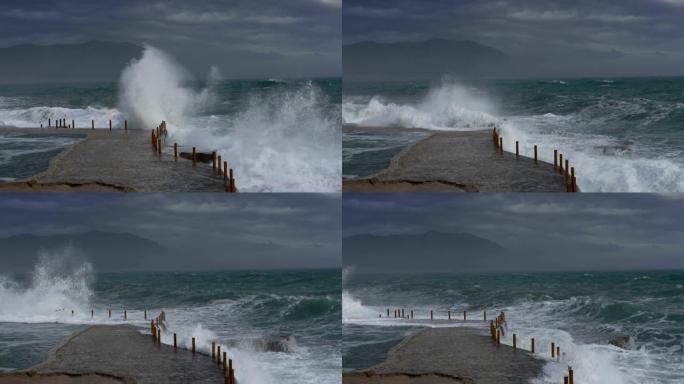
[118,45,217,130]
[0,245,93,323]
[118,45,340,192]
[343,81,498,130]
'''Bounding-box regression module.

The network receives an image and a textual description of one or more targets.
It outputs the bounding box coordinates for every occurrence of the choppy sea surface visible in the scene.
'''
[343,78,684,191]
[0,46,341,192]
[343,271,684,384]
[0,262,341,384]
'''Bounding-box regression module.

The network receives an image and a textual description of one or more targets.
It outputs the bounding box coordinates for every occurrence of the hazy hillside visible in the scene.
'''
[343,38,508,80]
[0,41,143,83]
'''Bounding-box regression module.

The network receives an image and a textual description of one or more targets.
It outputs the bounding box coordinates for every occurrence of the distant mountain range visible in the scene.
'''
[0,230,165,272]
[343,231,506,273]
[0,41,143,83]
[343,38,508,80]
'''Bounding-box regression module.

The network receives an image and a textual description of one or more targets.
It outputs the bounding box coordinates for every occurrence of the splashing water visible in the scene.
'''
[118,45,340,192]
[0,245,94,323]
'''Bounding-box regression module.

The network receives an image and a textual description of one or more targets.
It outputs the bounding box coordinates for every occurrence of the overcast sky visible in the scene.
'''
[344,193,684,272]
[343,0,684,77]
[0,0,341,78]
[0,193,341,270]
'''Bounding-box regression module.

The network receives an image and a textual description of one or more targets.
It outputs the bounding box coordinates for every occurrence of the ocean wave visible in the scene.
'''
[0,105,122,128]
[342,82,498,131]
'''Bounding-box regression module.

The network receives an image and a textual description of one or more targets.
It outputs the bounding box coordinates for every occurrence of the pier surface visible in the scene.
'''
[343,327,545,384]
[343,126,567,192]
[0,127,226,192]
[0,325,225,384]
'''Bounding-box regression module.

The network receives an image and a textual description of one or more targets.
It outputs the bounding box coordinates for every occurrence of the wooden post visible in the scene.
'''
[158,138,162,154]
[109,309,111,318]
[551,342,555,358]
[559,154,564,174]
[565,159,569,179]
[229,367,235,384]
[401,309,404,318]
[464,311,466,321]
[557,346,560,360]
[212,151,217,170]
[565,377,569,384]
[496,329,501,345]
[91,309,93,318]
[49,118,51,127]
[124,310,127,320]
[448,310,451,320]
[513,334,517,350]
[515,141,519,156]
[212,341,216,359]
[157,329,161,344]
[217,155,223,175]
[92,120,94,129]
[217,346,221,363]
[192,337,196,354]
[192,147,196,165]
[534,145,538,162]
[174,143,178,159]
[144,310,147,320]
[499,137,503,151]
[109,120,112,131]
[572,176,577,193]
[410,309,413,319]
[229,169,235,193]
[430,310,433,320]
[531,338,535,353]
[483,311,486,321]
[387,309,389,317]
[554,149,558,167]
[569,367,574,384]
[223,161,228,185]
[223,352,227,370]
[125,120,128,131]
[173,333,177,349]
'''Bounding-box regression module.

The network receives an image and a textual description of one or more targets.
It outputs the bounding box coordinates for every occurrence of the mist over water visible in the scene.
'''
[343,78,684,191]
[343,271,684,384]
[0,253,341,384]
[0,45,341,192]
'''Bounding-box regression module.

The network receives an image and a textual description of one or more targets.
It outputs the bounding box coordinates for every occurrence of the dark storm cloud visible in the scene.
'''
[343,194,684,272]
[343,0,684,77]
[0,0,341,78]
[0,193,341,270]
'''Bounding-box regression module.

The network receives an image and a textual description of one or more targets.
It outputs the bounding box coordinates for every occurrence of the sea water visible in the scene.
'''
[0,46,341,192]
[343,270,684,384]
[0,258,341,384]
[343,78,684,192]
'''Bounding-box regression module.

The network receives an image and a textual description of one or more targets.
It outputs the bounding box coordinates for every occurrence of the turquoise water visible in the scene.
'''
[0,268,341,384]
[0,77,342,191]
[343,78,684,191]
[343,270,684,383]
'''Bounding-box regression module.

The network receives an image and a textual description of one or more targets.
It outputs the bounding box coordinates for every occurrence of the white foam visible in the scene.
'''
[0,106,122,128]
[118,45,340,192]
[0,246,93,323]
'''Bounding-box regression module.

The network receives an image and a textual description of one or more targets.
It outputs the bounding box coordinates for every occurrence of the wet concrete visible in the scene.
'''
[0,127,229,192]
[344,327,545,384]
[26,325,225,384]
[343,127,569,192]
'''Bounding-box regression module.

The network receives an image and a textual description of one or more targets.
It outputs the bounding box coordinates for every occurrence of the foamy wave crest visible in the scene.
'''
[0,245,93,323]
[343,82,498,131]
[118,45,340,192]
[0,106,122,128]
[498,118,684,192]
[502,299,683,384]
